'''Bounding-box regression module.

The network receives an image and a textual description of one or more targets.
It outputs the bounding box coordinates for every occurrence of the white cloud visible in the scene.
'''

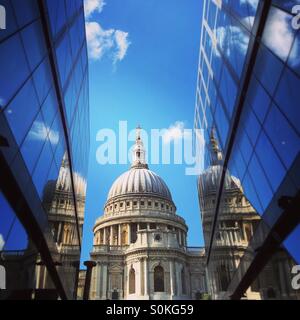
[162,122,190,144]
[114,30,131,63]
[0,234,4,251]
[263,8,299,64]
[84,0,106,18]
[85,22,131,63]
[29,121,59,146]
[84,2,131,64]
[85,21,115,60]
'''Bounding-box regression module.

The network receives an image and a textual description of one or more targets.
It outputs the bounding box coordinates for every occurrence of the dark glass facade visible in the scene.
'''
[0,0,89,300]
[195,0,300,299]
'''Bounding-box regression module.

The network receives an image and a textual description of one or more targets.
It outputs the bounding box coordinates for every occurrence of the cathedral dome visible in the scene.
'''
[106,126,173,203]
[107,167,172,201]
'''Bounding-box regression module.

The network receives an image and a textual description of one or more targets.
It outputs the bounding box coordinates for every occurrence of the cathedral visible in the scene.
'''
[88,127,207,300]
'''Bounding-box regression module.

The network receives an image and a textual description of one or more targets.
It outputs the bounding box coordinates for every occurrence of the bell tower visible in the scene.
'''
[131,125,148,169]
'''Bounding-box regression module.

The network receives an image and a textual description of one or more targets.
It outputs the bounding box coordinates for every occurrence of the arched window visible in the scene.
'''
[181,268,186,295]
[154,266,164,292]
[129,268,135,294]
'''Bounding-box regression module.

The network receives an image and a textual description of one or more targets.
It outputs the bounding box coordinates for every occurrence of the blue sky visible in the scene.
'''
[80,0,204,264]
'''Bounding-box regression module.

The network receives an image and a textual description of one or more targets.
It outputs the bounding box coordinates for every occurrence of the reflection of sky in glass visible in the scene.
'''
[0,192,28,251]
[197,0,300,287]
[284,224,300,264]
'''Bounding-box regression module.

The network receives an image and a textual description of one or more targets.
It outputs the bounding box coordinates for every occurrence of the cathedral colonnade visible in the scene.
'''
[90,256,192,300]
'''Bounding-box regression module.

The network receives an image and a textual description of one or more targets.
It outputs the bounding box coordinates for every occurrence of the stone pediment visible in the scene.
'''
[109,263,123,273]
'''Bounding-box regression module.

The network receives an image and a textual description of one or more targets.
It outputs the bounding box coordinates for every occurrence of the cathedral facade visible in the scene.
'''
[89,128,206,300]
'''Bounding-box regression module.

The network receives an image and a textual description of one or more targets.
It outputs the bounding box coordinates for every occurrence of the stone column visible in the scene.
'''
[128,224,131,244]
[176,263,181,297]
[144,258,149,298]
[140,259,144,296]
[103,228,107,245]
[118,224,122,246]
[91,265,96,298]
[43,266,48,288]
[170,260,175,298]
[110,225,113,246]
[57,222,62,243]
[95,263,102,299]
[102,264,108,299]
[135,261,141,296]
[83,261,96,300]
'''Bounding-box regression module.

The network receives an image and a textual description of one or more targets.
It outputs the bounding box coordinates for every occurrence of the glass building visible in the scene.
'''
[195,0,300,299]
[0,0,89,300]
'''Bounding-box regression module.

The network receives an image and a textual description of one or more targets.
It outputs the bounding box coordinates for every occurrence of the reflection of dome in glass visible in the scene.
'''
[56,155,87,197]
[198,165,242,195]
[107,168,172,201]
[198,128,242,195]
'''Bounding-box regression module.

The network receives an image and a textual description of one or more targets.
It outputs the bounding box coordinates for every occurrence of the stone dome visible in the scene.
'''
[106,126,173,202]
[107,167,172,201]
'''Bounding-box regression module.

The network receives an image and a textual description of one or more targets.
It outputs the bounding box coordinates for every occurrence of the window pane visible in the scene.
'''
[21,20,46,70]
[4,79,39,145]
[264,103,300,169]
[20,112,48,174]
[274,67,300,136]
[0,34,29,108]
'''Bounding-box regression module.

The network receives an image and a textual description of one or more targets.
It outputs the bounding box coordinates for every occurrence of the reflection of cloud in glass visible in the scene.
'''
[0,233,4,250]
[29,121,59,145]
[263,8,299,64]
[215,23,250,57]
[240,0,259,11]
